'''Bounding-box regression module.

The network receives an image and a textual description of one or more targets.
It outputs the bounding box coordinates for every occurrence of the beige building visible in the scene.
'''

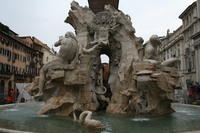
[186,1,200,83]
[159,27,185,87]
[159,27,186,102]
[159,0,200,94]
[179,0,200,85]
[20,37,56,65]
[42,44,57,65]
[159,26,183,65]
[0,23,43,101]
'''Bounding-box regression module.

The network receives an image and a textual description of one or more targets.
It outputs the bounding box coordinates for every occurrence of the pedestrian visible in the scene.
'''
[7,89,16,103]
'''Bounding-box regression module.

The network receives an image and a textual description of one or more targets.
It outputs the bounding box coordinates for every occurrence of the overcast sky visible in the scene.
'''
[0,0,196,51]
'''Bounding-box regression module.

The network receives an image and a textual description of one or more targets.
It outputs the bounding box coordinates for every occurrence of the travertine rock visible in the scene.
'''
[27,1,180,117]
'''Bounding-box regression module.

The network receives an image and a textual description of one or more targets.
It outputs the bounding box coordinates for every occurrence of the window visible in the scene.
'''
[23,56,26,62]
[191,53,195,70]
[177,44,180,57]
[185,52,195,72]
[0,63,3,71]
[0,48,2,54]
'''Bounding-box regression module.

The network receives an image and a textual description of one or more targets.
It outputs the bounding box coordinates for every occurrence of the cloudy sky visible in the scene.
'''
[0,0,196,51]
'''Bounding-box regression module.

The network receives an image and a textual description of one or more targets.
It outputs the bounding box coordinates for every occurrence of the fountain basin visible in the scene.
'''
[0,103,200,133]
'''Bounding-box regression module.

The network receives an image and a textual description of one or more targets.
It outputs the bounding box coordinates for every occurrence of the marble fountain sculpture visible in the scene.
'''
[26,1,180,121]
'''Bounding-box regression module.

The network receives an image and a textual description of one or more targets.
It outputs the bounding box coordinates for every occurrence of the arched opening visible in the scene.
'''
[0,80,5,99]
[100,54,109,64]
[96,54,112,111]
[100,54,110,92]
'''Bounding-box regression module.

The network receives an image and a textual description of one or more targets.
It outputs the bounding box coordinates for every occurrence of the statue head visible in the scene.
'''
[149,35,161,47]
[54,32,77,47]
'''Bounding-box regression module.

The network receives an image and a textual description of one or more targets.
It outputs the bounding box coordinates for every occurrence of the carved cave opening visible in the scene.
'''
[96,47,113,111]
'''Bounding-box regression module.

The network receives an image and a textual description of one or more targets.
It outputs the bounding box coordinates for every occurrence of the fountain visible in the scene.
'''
[26,1,180,117]
[1,1,200,133]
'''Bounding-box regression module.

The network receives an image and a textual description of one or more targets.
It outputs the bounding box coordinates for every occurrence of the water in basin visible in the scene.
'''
[0,103,200,133]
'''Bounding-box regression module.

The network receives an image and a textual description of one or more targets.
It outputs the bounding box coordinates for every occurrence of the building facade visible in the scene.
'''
[159,27,185,87]
[0,24,44,101]
[179,0,200,85]
[20,37,56,65]
[41,44,57,65]
[159,0,200,102]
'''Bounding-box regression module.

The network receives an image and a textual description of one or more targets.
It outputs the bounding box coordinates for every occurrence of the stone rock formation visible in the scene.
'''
[26,1,180,117]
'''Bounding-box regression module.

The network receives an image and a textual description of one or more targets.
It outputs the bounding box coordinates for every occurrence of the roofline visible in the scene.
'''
[170,25,183,34]
[8,29,18,36]
[0,22,18,36]
[179,1,197,19]
[43,44,51,50]
[20,36,48,49]
[32,37,45,47]
[176,25,183,30]
[0,31,37,51]
[19,36,32,38]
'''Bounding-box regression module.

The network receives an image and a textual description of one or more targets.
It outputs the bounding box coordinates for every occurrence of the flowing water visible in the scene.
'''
[0,103,200,133]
